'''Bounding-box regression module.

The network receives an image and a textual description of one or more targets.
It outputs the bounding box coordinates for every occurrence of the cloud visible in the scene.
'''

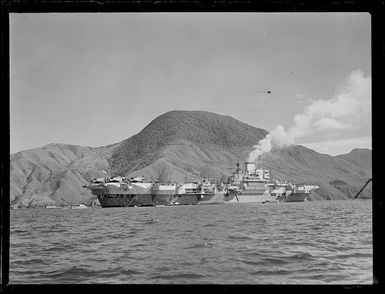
[288,69,371,139]
[247,69,371,161]
[312,117,351,130]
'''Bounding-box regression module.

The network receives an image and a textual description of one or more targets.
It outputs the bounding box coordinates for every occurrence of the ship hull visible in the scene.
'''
[96,194,154,207]
[197,191,238,204]
[90,182,154,208]
[226,192,278,203]
[88,181,179,208]
[151,184,178,205]
[152,193,175,205]
[97,193,178,208]
[88,182,244,207]
[284,192,309,202]
[171,194,200,205]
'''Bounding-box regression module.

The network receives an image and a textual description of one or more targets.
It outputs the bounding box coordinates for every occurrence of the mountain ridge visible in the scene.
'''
[10,110,372,207]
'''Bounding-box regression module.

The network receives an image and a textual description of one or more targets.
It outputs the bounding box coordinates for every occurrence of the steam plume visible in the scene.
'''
[247,69,371,162]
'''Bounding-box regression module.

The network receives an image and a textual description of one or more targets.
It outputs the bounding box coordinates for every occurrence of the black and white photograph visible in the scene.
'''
[8,11,372,284]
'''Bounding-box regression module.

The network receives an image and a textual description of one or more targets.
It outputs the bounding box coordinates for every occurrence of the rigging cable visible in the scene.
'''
[354,178,372,199]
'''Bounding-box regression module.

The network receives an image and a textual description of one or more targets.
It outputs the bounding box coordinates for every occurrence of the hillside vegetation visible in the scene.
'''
[10,143,118,207]
[258,145,372,200]
[111,110,268,176]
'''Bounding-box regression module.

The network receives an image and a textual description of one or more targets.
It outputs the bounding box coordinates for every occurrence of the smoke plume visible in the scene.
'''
[247,69,371,162]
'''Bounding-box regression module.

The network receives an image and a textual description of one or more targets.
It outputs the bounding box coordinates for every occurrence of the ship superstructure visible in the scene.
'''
[227,162,319,203]
[227,162,277,203]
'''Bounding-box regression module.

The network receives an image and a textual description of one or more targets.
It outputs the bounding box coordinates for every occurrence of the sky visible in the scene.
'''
[10,13,371,156]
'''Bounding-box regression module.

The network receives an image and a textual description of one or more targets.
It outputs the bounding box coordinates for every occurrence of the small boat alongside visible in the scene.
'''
[70,204,88,209]
[262,200,278,204]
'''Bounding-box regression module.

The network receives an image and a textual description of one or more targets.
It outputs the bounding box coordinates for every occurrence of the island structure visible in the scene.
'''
[226,162,319,203]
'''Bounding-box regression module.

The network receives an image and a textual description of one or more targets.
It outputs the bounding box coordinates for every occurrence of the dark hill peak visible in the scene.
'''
[143,110,256,137]
[156,110,234,121]
[111,110,268,175]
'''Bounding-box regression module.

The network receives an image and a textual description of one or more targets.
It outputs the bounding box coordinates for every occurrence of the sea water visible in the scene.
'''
[9,200,372,284]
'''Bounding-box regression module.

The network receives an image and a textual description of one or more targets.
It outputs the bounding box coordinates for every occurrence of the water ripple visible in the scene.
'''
[151,273,207,280]
[10,200,372,284]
